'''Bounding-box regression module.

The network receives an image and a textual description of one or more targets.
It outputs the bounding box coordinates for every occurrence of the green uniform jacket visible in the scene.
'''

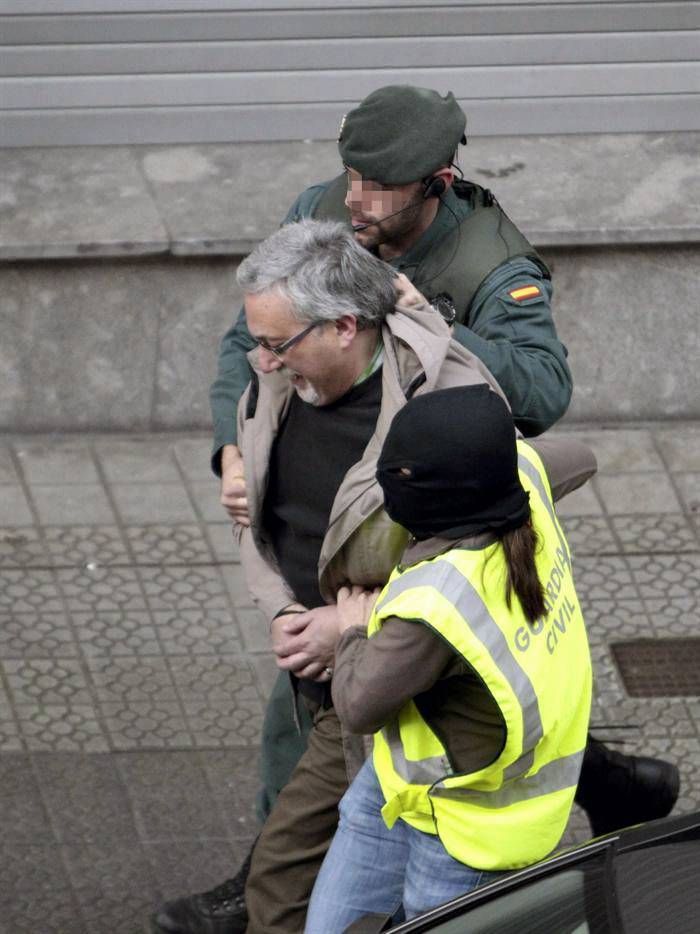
[210,178,572,471]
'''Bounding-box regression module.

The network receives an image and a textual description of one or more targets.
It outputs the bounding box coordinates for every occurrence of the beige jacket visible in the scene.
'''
[235,298,506,621]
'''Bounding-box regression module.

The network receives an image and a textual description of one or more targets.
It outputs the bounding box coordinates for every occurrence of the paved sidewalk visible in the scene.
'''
[2,423,700,933]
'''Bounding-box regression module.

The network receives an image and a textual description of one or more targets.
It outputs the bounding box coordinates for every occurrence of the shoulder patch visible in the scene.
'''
[508,284,542,302]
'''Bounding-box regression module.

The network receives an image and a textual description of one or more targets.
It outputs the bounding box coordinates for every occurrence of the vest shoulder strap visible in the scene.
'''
[414,181,550,322]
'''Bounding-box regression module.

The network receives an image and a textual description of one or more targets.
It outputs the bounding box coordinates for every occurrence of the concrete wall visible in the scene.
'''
[3,242,699,434]
[2,133,699,432]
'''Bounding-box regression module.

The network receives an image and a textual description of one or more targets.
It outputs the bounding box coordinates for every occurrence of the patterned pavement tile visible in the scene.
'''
[43,524,131,567]
[644,596,700,637]
[4,425,700,934]
[0,754,51,843]
[125,523,213,564]
[56,565,146,612]
[0,843,87,934]
[34,752,139,843]
[587,697,698,738]
[685,701,700,738]
[0,611,77,658]
[184,699,265,747]
[152,607,242,655]
[0,486,34,525]
[15,704,108,752]
[4,657,92,705]
[0,527,47,567]
[62,840,157,934]
[0,568,63,612]
[72,610,160,657]
[571,555,638,602]
[581,598,656,644]
[169,654,263,704]
[627,553,700,600]
[559,515,617,557]
[588,636,627,703]
[137,565,230,610]
[611,514,698,553]
[86,656,178,703]
[101,702,192,749]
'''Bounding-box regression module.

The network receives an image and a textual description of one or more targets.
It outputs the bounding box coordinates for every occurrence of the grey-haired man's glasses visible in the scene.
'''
[255,320,324,360]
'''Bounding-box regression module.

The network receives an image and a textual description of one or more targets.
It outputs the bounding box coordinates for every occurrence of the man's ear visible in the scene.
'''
[434,166,455,192]
[334,314,359,347]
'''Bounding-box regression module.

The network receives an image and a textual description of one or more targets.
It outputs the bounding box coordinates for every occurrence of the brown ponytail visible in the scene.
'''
[500,520,546,625]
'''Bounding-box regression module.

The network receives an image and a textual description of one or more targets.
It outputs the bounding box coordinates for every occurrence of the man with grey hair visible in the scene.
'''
[154,217,511,934]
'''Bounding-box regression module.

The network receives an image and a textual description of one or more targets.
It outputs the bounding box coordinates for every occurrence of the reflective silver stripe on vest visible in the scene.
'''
[375,559,543,785]
[381,719,452,784]
[503,747,535,782]
[431,749,584,809]
[517,450,569,562]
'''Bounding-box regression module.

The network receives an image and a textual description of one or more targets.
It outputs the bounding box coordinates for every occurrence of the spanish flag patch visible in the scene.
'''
[508,284,541,302]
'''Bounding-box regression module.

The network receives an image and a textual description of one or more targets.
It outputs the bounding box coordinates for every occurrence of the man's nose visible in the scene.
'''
[258,347,282,373]
[345,181,363,210]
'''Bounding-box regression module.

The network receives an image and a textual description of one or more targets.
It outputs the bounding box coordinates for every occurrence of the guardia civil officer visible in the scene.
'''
[307,385,593,931]
[152,86,679,934]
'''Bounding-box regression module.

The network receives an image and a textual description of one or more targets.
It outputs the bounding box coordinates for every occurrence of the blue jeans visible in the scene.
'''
[305,758,500,933]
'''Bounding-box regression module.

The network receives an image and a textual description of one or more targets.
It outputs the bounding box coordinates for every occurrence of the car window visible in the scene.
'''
[615,840,700,934]
[419,852,610,934]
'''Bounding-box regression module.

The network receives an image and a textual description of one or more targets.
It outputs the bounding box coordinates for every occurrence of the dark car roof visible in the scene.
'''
[371,811,700,934]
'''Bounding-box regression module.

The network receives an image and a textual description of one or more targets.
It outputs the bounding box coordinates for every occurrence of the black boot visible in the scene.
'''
[576,737,680,837]
[151,843,253,934]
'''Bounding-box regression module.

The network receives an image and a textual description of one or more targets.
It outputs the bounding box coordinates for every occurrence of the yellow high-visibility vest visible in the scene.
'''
[369,442,592,870]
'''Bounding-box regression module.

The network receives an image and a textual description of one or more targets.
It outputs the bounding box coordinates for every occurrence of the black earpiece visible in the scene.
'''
[423,177,446,200]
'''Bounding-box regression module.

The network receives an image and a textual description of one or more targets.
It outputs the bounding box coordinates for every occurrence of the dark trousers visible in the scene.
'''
[256,670,313,823]
[247,701,349,934]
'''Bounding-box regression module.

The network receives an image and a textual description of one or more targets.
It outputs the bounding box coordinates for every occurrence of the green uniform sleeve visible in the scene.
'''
[209,184,328,474]
[453,258,572,437]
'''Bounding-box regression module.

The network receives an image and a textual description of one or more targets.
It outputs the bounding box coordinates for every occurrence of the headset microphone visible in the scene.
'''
[352,200,421,232]
[352,177,446,231]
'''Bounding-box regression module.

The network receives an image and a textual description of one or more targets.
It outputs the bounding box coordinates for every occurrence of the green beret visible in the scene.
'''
[338,85,467,185]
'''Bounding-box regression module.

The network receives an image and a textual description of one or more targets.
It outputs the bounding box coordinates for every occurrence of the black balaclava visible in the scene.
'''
[376,385,530,540]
